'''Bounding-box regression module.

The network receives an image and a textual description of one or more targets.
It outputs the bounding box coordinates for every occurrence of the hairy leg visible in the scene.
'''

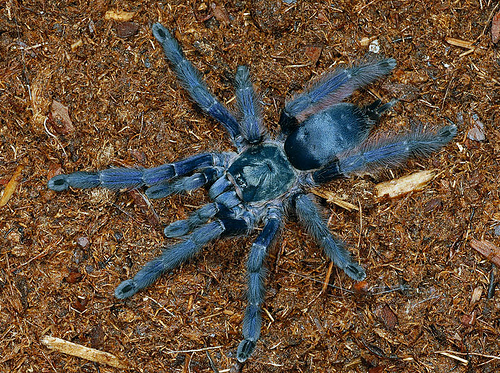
[312,124,457,183]
[152,23,243,148]
[115,216,250,299]
[48,153,225,192]
[237,206,282,362]
[279,59,396,132]
[235,65,265,144]
[163,202,229,238]
[145,167,223,199]
[293,193,366,281]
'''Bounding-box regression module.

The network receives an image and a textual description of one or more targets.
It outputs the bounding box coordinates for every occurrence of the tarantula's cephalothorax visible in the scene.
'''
[48,23,457,362]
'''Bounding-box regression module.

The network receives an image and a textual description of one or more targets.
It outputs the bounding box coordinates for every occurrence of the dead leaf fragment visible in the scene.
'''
[460,311,476,326]
[70,39,83,52]
[0,165,24,207]
[115,22,139,38]
[360,36,377,46]
[127,189,161,229]
[470,239,500,266]
[211,3,231,24]
[50,100,75,135]
[424,197,443,213]
[376,304,398,330]
[467,113,485,141]
[305,45,323,65]
[492,9,500,44]
[375,170,436,199]
[41,335,128,369]
[354,280,369,293]
[64,270,83,284]
[72,297,87,312]
[104,10,135,22]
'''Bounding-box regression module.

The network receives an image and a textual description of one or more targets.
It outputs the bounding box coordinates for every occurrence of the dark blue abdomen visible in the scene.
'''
[284,103,369,170]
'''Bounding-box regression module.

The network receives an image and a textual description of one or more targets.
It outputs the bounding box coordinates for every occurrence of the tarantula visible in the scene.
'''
[48,23,456,362]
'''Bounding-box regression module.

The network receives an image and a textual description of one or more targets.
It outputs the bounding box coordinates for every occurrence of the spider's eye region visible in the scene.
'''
[234,174,247,188]
[228,145,296,203]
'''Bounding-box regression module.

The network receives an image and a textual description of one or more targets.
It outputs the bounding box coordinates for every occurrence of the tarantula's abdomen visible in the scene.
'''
[227,144,296,203]
[284,103,371,170]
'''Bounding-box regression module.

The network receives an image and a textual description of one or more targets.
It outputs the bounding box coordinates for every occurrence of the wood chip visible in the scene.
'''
[445,37,473,49]
[70,39,83,52]
[375,170,435,199]
[104,10,135,21]
[127,189,161,229]
[470,239,500,266]
[0,165,24,207]
[470,286,482,306]
[211,3,231,24]
[41,335,128,368]
[467,113,485,141]
[360,36,377,46]
[436,351,469,365]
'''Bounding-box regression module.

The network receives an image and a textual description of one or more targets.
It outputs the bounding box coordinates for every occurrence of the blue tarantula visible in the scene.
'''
[48,23,456,362]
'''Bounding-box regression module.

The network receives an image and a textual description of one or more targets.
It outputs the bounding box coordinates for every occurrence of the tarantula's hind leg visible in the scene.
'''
[115,221,224,299]
[48,168,149,192]
[237,206,282,362]
[293,193,366,281]
[312,124,457,184]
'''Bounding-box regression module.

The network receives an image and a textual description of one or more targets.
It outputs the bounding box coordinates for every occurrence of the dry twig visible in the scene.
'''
[41,335,128,369]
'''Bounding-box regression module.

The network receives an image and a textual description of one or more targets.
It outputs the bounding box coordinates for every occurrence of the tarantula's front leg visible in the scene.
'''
[293,193,366,281]
[237,206,282,363]
[152,23,244,148]
[115,216,250,299]
[47,153,224,192]
[235,66,266,144]
[280,59,396,132]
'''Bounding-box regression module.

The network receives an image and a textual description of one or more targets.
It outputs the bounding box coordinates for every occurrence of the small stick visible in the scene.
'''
[321,261,334,294]
[311,188,358,211]
[165,345,223,354]
[435,351,468,365]
[41,335,128,369]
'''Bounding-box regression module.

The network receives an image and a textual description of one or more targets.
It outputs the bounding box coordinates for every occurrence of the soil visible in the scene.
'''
[1,1,499,372]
